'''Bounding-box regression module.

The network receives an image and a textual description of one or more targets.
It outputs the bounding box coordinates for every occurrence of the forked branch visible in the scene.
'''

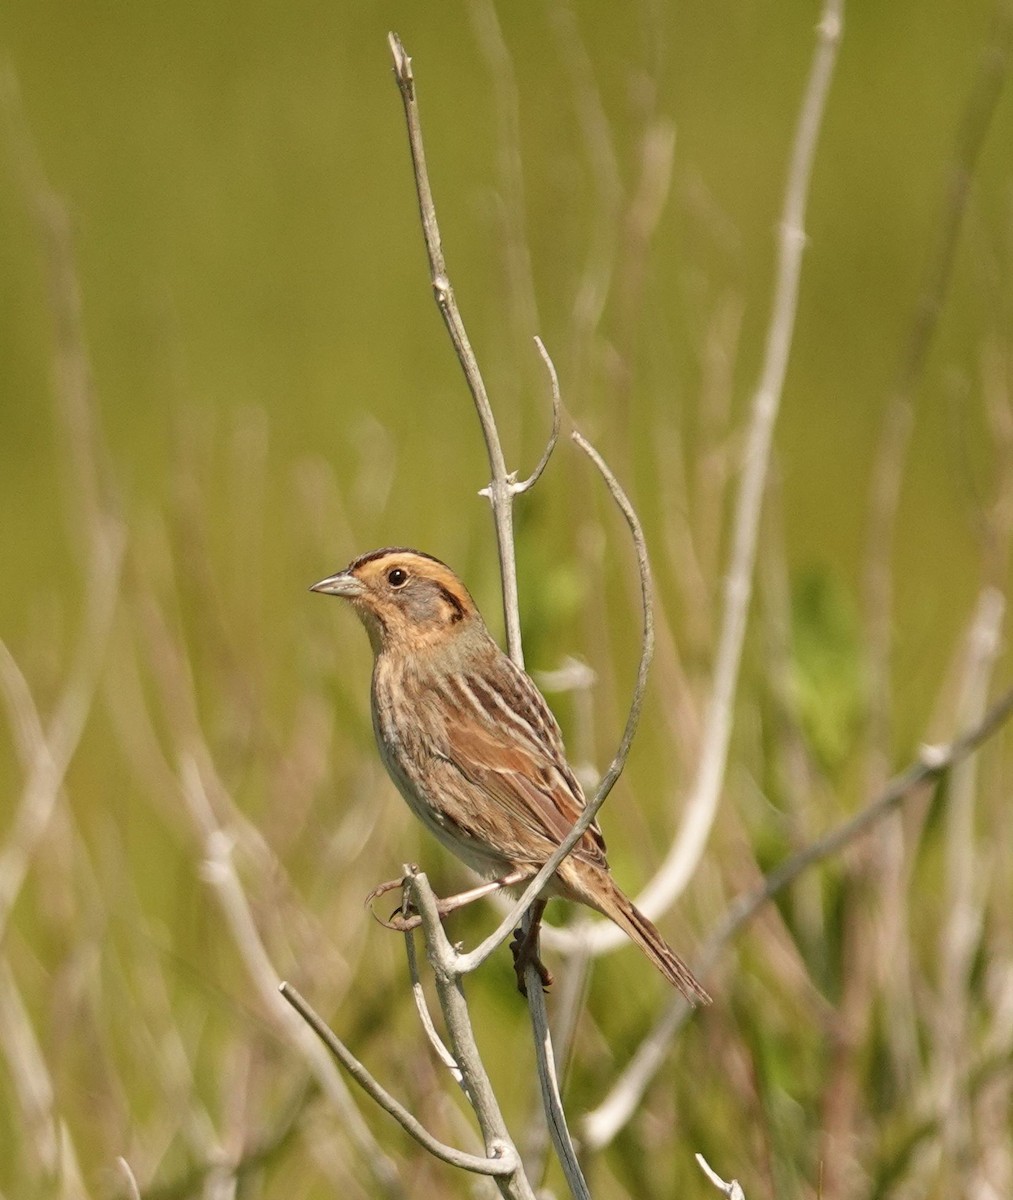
[388,31,526,667]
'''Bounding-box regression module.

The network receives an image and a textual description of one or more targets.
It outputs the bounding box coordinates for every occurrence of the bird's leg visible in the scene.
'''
[365,868,530,931]
[433,869,531,918]
[510,897,553,995]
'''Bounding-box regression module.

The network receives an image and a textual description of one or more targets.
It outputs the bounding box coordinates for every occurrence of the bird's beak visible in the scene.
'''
[309,570,365,598]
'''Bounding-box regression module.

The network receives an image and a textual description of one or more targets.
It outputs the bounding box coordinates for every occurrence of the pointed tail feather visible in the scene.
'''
[612,893,711,1005]
[579,873,711,1006]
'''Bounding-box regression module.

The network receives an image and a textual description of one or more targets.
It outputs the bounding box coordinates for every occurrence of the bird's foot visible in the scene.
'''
[509,906,553,996]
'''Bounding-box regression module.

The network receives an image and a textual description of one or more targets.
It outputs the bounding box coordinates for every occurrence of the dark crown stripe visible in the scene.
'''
[346,546,450,572]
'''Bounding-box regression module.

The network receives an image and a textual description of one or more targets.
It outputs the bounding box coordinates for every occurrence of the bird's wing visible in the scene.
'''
[426,662,609,870]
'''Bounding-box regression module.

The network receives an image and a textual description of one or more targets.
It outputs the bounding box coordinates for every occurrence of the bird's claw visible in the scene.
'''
[509,925,553,996]
[365,876,421,931]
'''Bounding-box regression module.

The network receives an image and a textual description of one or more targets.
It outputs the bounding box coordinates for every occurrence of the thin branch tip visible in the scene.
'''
[515,336,562,494]
[387,31,407,67]
[819,9,844,41]
[696,1153,747,1199]
[116,1157,142,1200]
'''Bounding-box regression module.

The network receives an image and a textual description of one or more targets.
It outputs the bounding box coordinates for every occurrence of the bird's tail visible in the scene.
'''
[572,868,711,1006]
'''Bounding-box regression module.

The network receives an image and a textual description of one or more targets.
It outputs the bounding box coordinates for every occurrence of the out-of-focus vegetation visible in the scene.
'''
[2,2,1012,1197]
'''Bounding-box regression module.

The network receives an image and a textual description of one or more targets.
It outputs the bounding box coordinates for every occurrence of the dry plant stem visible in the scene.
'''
[864,0,1013,783]
[550,0,845,964]
[521,966,591,1200]
[582,681,1013,1150]
[859,31,1013,1107]
[514,337,562,494]
[860,28,1013,1084]
[180,759,405,1200]
[138,1084,313,1200]
[457,428,654,975]
[370,870,532,931]
[407,926,528,1180]
[696,1154,747,1200]
[632,0,844,919]
[121,893,230,1178]
[0,958,85,1189]
[0,521,124,942]
[402,927,463,1083]
[937,587,1005,1167]
[389,31,643,1192]
[388,31,523,667]
[406,870,538,1200]
[522,940,592,1186]
[117,1158,143,1200]
[451,426,638,1200]
[0,68,126,942]
[279,984,515,1179]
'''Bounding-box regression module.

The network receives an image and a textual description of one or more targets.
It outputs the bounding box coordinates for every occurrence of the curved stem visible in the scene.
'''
[457,428,653,974]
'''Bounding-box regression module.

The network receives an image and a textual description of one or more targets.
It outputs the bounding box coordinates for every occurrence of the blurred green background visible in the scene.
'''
[2,1,1012,1197]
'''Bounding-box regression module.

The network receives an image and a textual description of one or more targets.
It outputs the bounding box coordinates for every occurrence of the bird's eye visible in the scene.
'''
[387,567,408,588]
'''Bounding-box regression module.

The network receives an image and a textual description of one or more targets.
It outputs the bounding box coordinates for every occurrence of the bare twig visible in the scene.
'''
[635,0,844,914]
[116,1158,143,1200]
[279,984,516,1179]
[936,587,1005,1169]
[388,31,524,667]
[582,682,1013,1149]
[447,426,650,1194]
[513,337,562,495]
[696,1154,747,1200]
[521,970,591,1200]
[519,932,592,1185]
[568,431,655,803]
[717,684,1013,949]
[402,928,463,1084]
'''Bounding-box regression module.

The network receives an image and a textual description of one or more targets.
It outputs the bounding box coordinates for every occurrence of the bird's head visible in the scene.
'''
[311,548,481,655]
